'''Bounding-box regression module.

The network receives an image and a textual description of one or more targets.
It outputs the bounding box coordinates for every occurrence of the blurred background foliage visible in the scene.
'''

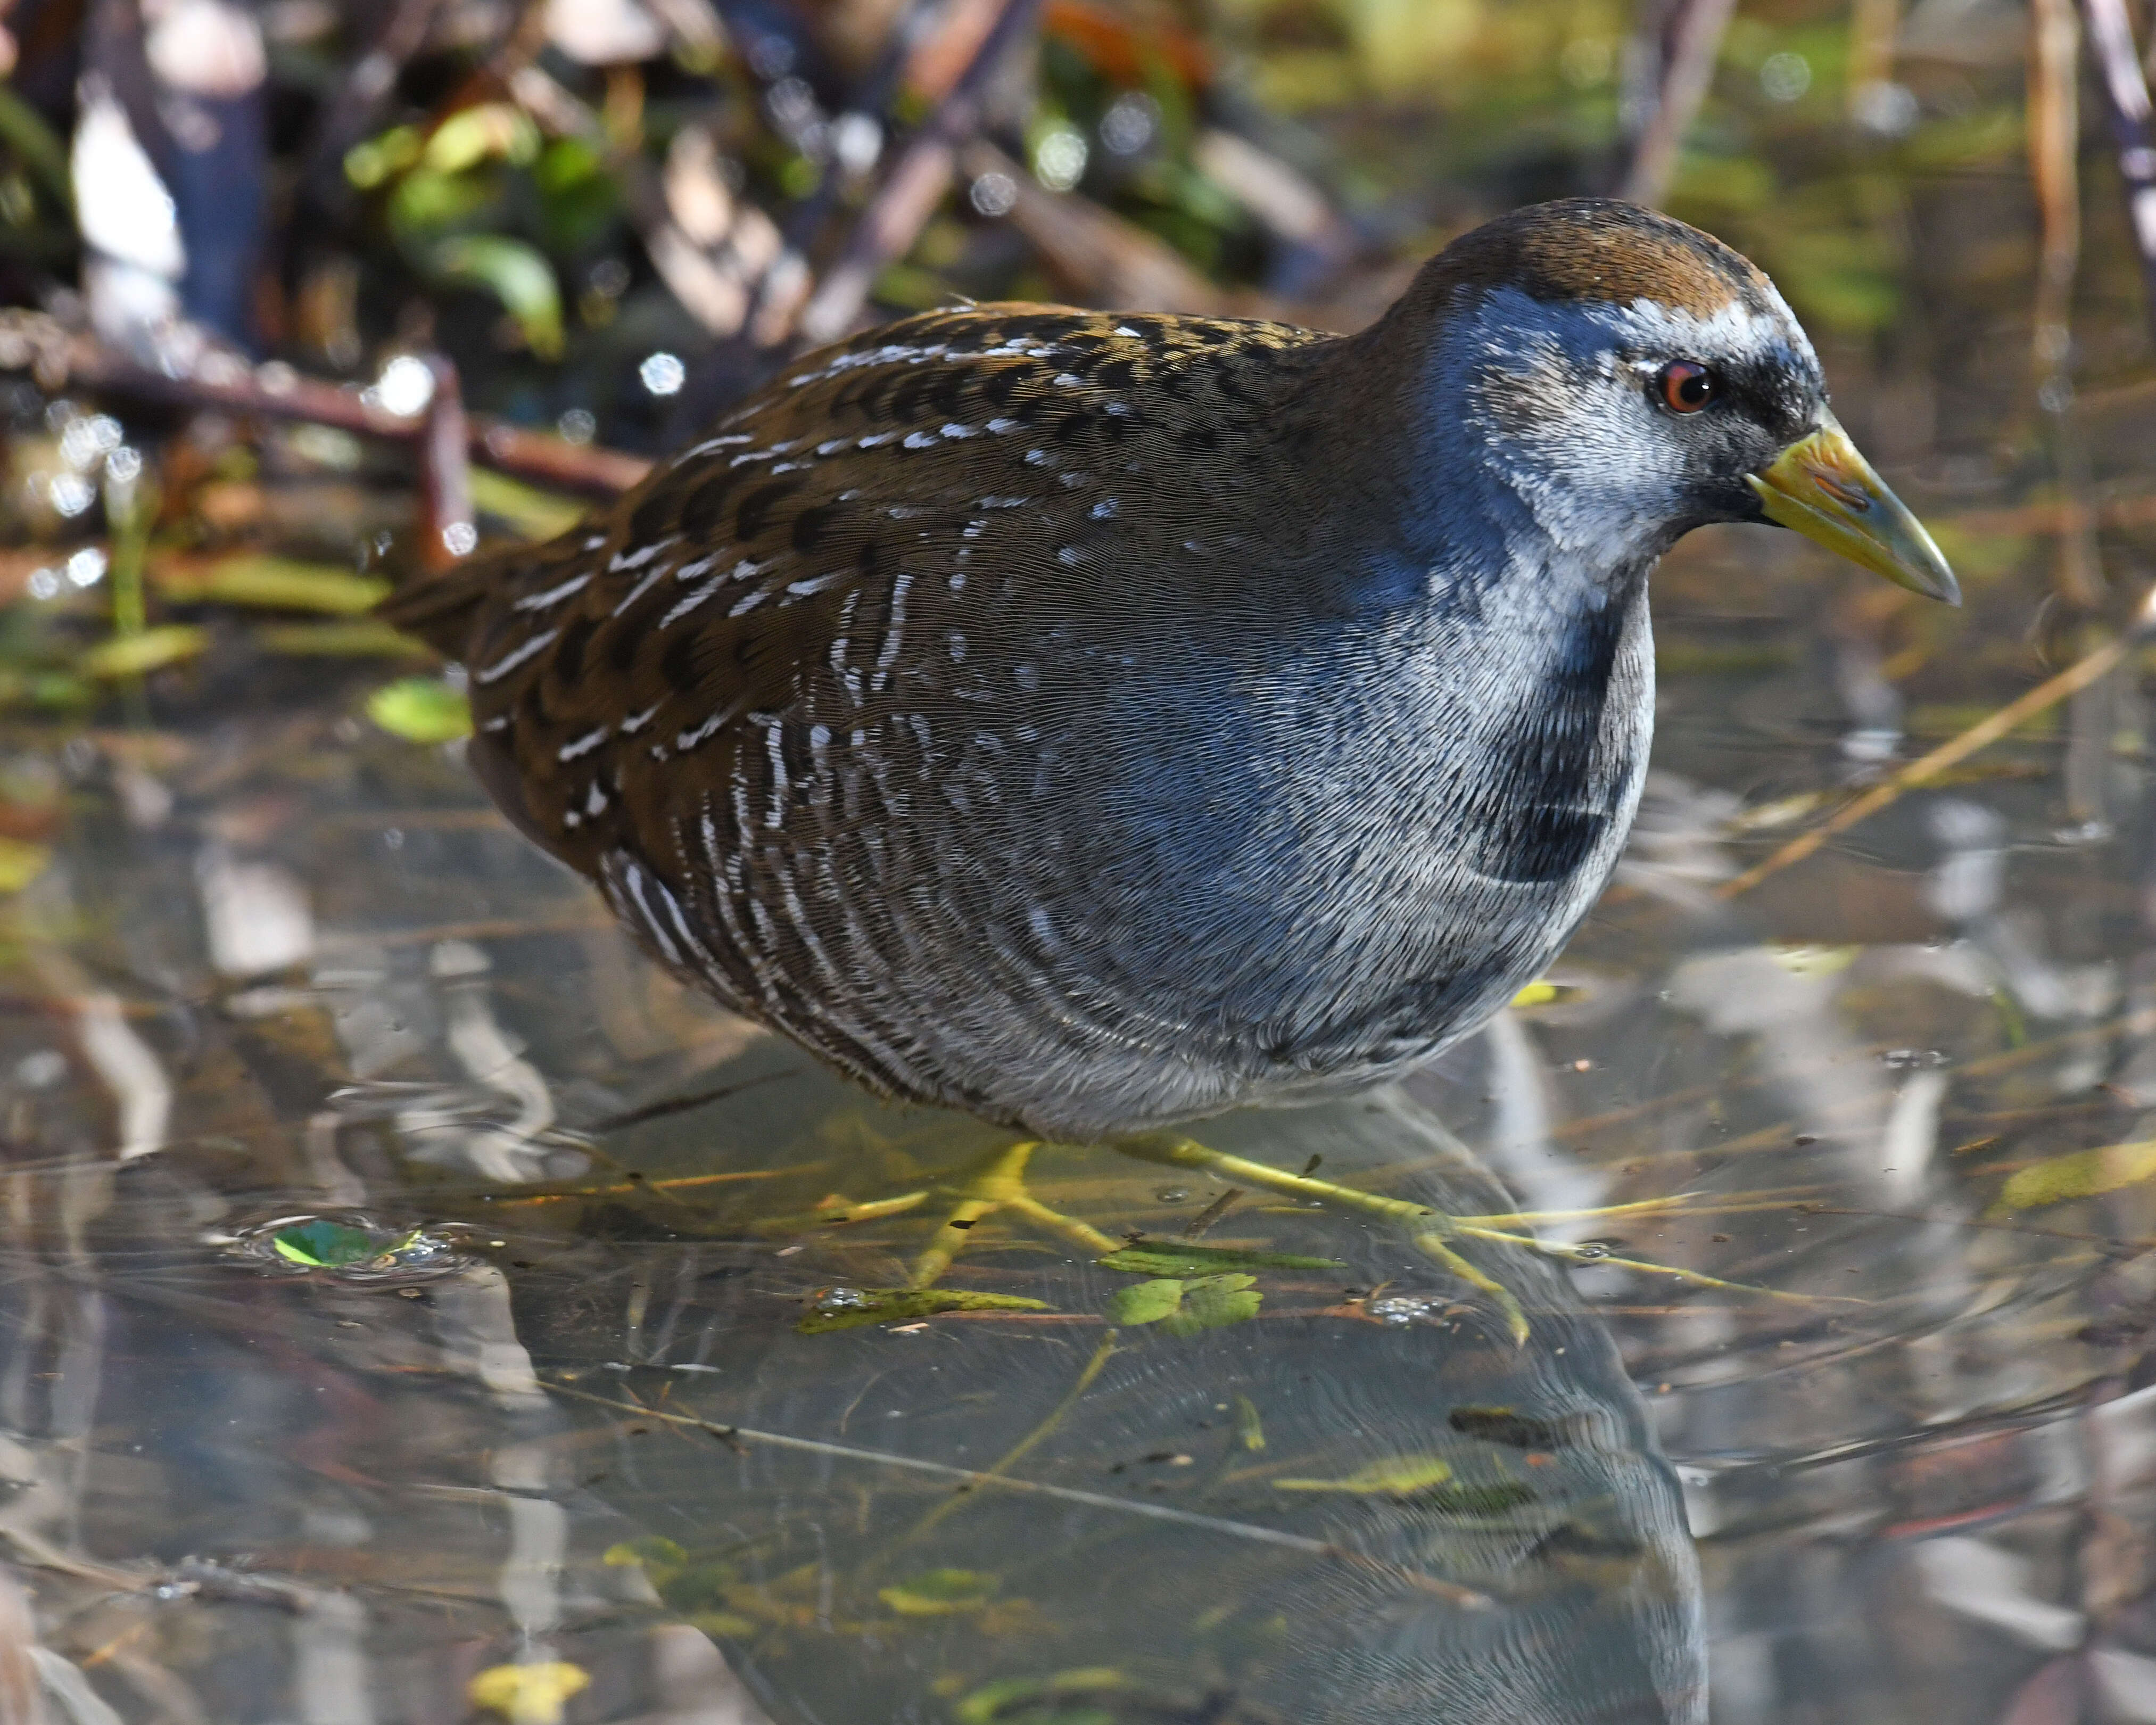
[0,0,2129,754]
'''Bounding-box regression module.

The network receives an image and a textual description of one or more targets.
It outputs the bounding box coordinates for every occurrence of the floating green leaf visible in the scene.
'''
[602,1536,686,1572]
[878,1567,999,1616]
[366,677,473,744]
[956,1669,1128,1725]
[270,1219,412,1268]
[1989,1138,2156,1216]
[796,1286,1050,1334]
[1102,1273,1261,1334]
[1103,1277,1186,1325]
[1234,1394,1266,1451]
[1096,1237,1341,1276]
[1164,1273,1261,1335]
[429,235,564,359]
[1274,1455,1456,1495]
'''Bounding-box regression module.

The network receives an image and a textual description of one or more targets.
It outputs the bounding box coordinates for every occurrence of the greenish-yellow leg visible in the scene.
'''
[908,1140,1121,1288]
[1111,1132,1812,1344]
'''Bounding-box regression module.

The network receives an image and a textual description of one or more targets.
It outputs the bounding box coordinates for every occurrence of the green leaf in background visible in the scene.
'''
[153,555,389,616]
[424,103,540,175]
[0,837,50,894]
[256,621,434,659]
[470,468,588,541]
[366,677,473,744]
[878,1567,999,1616]
[79,625,208,678]
[795,1286,1051,1334]
[345,125,423,189]
[1096,1238,1341,1276]
[429,235,564,359]
[0,85,73,213]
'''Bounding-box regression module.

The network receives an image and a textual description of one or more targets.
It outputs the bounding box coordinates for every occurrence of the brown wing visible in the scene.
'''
[449,301,1331,860]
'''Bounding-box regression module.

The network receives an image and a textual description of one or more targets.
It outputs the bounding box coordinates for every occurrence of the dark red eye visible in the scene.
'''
[1657,361,1716,414]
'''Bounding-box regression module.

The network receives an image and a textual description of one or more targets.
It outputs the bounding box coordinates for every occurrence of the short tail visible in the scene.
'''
[375,543,525,660]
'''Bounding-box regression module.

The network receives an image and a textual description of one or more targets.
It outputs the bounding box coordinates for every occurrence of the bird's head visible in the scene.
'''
[1394,198,1957,605]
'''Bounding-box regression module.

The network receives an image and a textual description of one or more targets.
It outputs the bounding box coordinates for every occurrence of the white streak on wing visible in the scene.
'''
[660,578,725,628]
[674,552,721,583]
[609,537,678,573]
[618,701,660,735]
[585,781,609,815]
[473,627,559,684]
[611,562,668,617]
[871,570,912,691]
[765,723,789,826]
[558,727,608,761]
[513,571,591,612]
[676,711,728,752]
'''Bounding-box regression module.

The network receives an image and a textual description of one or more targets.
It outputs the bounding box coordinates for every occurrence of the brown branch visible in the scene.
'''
[795,0,1042,346]
[417,353,473,573]
[0,311,650,496]
[1616,0,1739,208]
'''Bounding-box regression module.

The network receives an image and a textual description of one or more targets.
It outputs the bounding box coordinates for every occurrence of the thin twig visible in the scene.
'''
[796,0,1042,345]
[1617,0,1740,207]
[0,311,650,496]
[1718,613,2149,898]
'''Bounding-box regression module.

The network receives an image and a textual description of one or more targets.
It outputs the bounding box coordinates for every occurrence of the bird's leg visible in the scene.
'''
[907,1140,1120,1289]
[1100,1132,1551,1333]
[1108,1133,1815,1344]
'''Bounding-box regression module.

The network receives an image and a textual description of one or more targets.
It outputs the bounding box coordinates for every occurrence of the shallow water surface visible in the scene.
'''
[9,2,2156,1719]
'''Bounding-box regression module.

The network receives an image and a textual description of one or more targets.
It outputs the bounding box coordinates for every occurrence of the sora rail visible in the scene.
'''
[385,199,1955,1144]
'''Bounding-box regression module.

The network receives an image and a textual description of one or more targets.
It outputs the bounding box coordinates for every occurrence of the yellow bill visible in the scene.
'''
[1747,416,1959,605]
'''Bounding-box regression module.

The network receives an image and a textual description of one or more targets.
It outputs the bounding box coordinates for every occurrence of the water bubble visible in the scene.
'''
[48,473,94,517]
[813,1286,873,1312]
[1760,52,1811,103]
[65,547,106,588]
[441,521,478,557]
[1153,1187,1189,1203]
[640,352,687,397]
[557,408,596,445]
[587,258,631,298]
[1099,92,1160,157]
[969,171,1018,218]
[1367,1294,1441,1326]
[25,568,59,600]
[14,1050,65,1087]
[1032,126,1088,193]
[370,354,435,419]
